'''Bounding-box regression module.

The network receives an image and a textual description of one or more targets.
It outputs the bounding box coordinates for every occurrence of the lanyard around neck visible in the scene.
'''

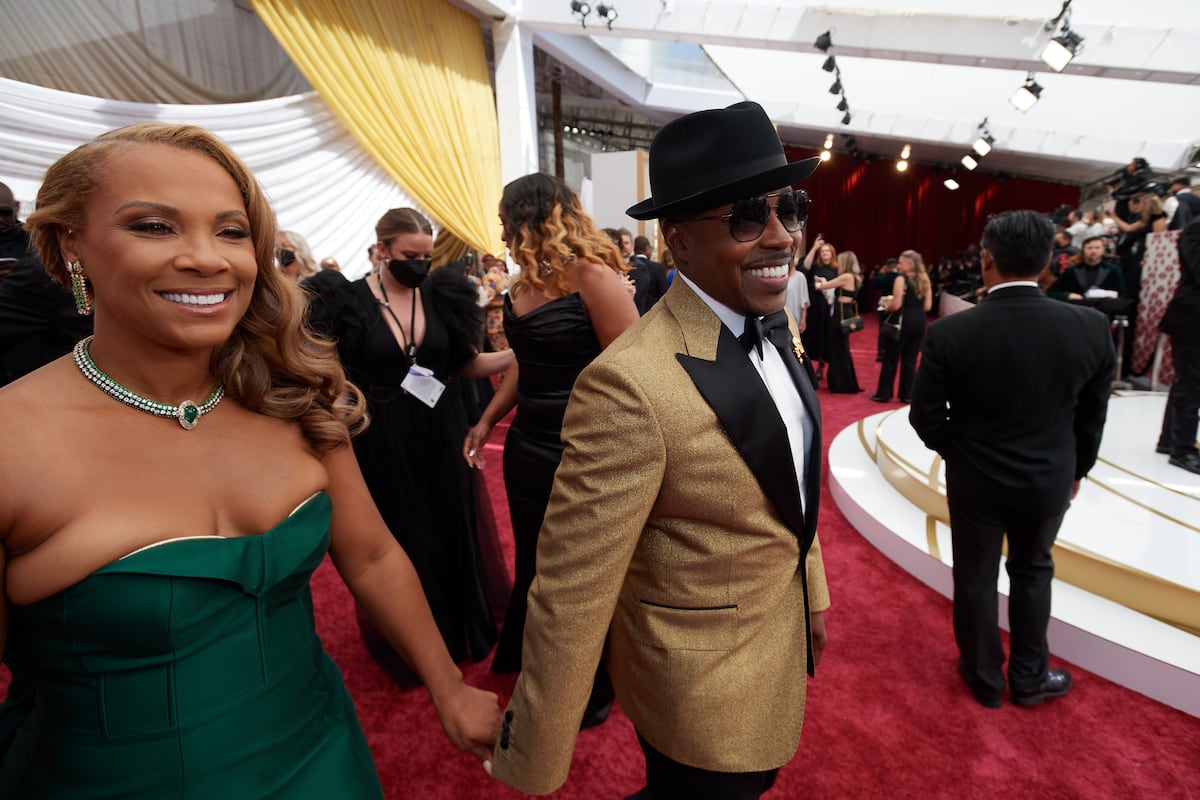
[375,273,418,365]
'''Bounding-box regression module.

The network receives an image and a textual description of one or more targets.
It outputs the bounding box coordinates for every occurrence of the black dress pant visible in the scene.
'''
[875,317,924,400]
[626,734,778,800]
[945,461,1071,698]
[1158,337,1200,455]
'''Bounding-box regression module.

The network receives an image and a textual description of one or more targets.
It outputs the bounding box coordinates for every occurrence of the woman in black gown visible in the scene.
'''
[314,208,514,682]
[814,249,864,393]
[801,237,839,382]
[462,174,639,680]
[872,249,933,403]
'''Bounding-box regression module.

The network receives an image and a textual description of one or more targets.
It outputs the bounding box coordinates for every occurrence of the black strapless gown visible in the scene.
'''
[492,293,602,672]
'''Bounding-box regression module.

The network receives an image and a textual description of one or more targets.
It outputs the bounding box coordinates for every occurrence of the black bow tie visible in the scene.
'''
[740,311,791,358]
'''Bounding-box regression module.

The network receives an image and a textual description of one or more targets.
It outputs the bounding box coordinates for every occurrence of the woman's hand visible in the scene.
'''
[432,680,503,762]
[621,274,636,297]
[463,420,494,469]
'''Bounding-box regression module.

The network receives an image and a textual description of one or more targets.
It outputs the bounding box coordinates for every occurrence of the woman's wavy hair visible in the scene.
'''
[836,249,862,288]
[278,229,320,280]
[900,249,932,300]
[500,173,626,297]
[25,122,366,451]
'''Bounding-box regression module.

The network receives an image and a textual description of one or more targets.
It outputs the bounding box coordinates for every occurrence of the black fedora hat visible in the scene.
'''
[627,101,820,221]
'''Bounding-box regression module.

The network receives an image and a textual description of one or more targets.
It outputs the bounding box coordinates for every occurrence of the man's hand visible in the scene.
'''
[809,610,828,667]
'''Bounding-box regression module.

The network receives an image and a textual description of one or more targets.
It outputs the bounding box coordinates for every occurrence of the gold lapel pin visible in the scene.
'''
[792,336,806,362]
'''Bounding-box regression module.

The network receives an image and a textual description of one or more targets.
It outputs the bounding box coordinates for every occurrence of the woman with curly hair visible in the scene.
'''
[462,173,638,680]
[310,206,514,684]
[0,123,499,797]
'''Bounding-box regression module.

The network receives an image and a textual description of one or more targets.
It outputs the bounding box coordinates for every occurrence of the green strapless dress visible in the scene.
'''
[0,492,384,799]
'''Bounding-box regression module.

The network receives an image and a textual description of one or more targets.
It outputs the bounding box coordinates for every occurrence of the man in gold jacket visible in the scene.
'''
[489,101,831,799]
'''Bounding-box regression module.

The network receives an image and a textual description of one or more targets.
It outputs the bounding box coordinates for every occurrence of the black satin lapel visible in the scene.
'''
[676,326,806,538]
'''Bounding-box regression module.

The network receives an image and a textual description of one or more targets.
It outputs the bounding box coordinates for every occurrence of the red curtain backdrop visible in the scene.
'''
[784,146,1080,271]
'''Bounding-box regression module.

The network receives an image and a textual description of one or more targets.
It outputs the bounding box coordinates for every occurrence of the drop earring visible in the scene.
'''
[67,260,93,316]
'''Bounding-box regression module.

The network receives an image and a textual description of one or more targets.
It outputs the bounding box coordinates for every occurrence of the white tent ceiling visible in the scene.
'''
[460,0,1200,185]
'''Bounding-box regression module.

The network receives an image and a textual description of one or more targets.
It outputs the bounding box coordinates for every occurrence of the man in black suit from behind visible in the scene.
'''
[909,210,1114,709]
[630,234,668,314]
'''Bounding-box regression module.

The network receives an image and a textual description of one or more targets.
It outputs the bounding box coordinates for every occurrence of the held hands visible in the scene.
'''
[462,421,494,469]
[432,679,502,763]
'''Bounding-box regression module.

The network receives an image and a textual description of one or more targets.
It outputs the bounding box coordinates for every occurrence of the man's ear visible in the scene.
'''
[661,222,685,263]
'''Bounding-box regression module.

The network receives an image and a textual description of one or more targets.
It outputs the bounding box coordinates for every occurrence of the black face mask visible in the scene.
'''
[387,258,431,288]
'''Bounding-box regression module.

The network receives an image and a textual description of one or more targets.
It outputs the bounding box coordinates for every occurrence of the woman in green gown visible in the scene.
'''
[0,123,501,798]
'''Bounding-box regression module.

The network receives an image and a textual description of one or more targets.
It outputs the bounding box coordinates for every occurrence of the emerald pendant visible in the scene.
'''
[178,401,201,430]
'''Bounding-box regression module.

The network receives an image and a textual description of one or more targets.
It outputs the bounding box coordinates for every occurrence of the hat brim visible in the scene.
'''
[627,157,821,221]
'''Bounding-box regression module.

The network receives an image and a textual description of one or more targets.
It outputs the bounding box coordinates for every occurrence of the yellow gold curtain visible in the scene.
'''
[251,0,503,254]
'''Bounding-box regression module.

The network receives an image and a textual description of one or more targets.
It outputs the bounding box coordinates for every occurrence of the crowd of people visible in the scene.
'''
[0,104,1195,800]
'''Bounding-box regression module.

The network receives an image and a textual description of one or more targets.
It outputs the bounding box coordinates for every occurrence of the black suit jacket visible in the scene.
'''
[909,285,1114,492]
[0,256,93,385]
[628,255,669,315]
[1169,191,1200,232]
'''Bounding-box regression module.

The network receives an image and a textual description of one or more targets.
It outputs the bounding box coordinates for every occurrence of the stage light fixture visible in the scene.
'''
[823,133,834,149]
[841,112,852,125]
[822,56,837,73]
[820,149,832,162]
[1042,29,1082,72]
[836,97,849,112]
[828,79,842,95]
[944,178,960,190]
[570,1,591,28]
[972,134,994,157]
[896,160,909,172]
[901,145,911,160]
[1010,75,1043,112]
[595,3,618,30]
[961,155,978,170]
[814,31,832,52]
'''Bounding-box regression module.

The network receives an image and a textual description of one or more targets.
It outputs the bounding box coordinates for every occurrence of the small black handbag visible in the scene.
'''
[839,297,864,334]
[880,311,903,341]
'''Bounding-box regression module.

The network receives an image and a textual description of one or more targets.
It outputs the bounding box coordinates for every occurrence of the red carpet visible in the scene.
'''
[4,315,1198,798]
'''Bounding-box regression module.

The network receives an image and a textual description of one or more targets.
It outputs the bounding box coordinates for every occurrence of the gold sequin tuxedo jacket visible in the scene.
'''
[491,278,831,795]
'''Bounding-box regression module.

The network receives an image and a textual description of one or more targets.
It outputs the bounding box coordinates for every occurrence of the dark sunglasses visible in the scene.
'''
[681,190,810,242]
[0,208,14,218]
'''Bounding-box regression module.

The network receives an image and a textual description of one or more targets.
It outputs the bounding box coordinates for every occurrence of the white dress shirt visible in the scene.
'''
[678,273,813,513]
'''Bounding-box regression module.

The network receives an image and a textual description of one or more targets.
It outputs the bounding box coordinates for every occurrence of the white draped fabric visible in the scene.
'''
[0,78,419,280]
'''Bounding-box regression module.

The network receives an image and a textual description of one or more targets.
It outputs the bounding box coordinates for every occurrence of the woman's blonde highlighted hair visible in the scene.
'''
[900,249,932,300]
[500,173,626,297]
[25,122,366,451]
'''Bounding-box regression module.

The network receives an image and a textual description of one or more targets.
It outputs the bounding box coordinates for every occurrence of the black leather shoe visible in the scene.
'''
[1168,451,1200,475]
[1012,668,1072,707]
[1155,444,1171,455]
[898,396,912,403]
[958,660,1002,709]
[869,394,891,403]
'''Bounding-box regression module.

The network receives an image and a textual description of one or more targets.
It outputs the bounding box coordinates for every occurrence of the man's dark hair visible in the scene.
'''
[1081,235,1105,247]
[981,210,1054,278]
[633,235,652,255]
